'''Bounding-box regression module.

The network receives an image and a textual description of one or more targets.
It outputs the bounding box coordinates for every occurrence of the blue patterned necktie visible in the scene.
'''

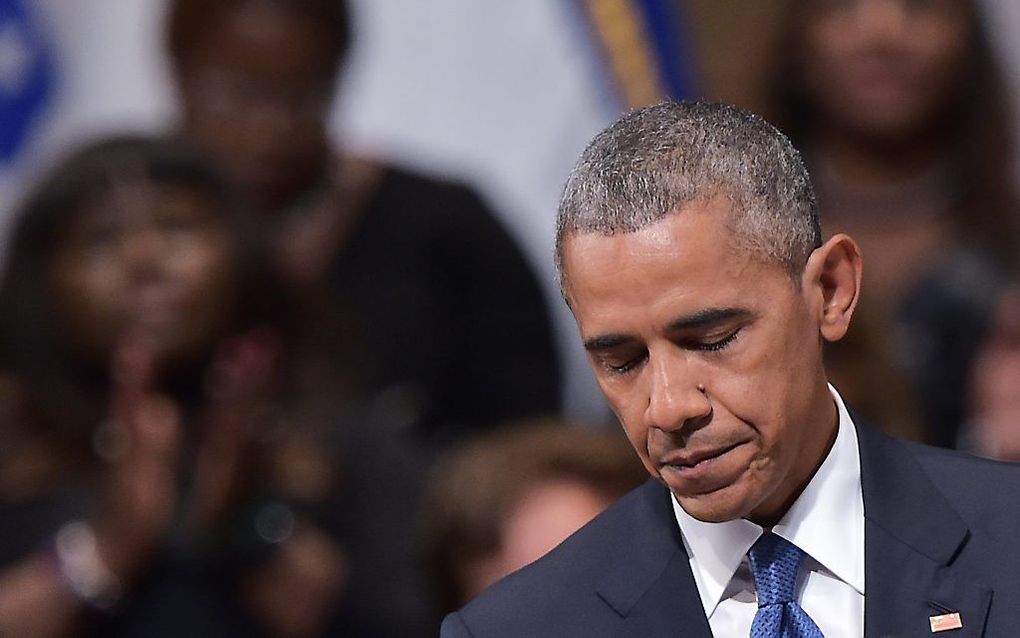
[747,533,825,638]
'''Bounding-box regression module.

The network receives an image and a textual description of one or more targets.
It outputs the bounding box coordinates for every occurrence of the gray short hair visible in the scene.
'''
[556,100,821,291]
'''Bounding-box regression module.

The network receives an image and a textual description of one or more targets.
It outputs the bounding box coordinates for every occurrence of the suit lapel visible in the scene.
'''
[588,425,996,637]
[857,423,992,637]
[594,480,713,638]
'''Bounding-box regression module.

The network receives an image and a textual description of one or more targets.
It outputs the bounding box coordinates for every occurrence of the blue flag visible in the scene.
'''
[0,0,54,164]
[574,0,698,109]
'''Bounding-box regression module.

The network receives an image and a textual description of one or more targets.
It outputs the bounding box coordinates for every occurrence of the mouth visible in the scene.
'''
[130,299,182,328]
[841,54,917,99]
[658,442,744,484]
[122,283,194,337]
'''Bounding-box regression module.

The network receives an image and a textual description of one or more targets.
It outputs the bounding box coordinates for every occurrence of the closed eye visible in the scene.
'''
[607,359,641,375]
[598,351,647,376]
[688,328,742,353]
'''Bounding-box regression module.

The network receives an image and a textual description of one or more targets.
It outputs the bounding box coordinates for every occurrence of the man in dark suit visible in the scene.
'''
[441,101,1020,636]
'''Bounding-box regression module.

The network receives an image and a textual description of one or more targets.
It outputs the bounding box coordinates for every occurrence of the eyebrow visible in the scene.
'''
[583,307,752,353]
[667,307,752,331]
[583,333,634,352]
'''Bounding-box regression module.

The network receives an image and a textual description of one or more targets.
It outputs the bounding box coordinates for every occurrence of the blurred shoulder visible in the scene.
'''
[371,163,495,220]
[905,439,1020,504]
[445,479,671,637]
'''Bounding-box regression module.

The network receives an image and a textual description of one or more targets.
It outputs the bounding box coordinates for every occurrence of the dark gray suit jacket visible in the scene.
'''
[441,423,1020,637]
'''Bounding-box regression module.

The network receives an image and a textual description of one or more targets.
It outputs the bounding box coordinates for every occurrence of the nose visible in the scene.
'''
[120,226,168,280]
[853,0,909,41]
[644,350,712,433]
[242,99,302,143]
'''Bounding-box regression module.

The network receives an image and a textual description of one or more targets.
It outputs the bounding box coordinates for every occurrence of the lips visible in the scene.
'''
[130,284,185,318]
[657,441,747,493]
[660,442,741,470]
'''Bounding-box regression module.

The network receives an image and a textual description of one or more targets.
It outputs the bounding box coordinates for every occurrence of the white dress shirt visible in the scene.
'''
[672,385,865,637]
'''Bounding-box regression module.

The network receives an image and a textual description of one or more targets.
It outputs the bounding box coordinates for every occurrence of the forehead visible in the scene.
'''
[81,180,212,214]
[562,199,791,330]
[189,3,336,76]
[63,181,220,235]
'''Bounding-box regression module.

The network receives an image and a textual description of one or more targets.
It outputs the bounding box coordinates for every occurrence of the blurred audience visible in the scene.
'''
[420,422,647,627]
[167,0,562,441]
[769,0,1020,446]
[0,136,352,637]
[12,4,1020,638]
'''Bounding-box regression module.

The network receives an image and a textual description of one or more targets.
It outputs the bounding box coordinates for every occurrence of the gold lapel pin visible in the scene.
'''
[929,612,963,633]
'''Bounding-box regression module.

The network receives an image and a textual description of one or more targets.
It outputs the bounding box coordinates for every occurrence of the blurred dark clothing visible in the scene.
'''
[324,167,562,441]
[0,407,433,638]
[0,485,268,637]
[898,249,1005,448]
[824,245,1008,447]
[325,409,434,638]
[287,166,564,635]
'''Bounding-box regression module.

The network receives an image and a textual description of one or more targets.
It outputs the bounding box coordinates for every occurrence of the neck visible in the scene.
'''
[813,128,944,187]
[810,130,962,225]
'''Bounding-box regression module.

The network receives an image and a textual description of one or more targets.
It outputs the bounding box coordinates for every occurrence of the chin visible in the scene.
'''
[672,490,754,524]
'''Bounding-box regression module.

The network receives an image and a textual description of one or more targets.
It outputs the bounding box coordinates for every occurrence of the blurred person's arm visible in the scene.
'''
[0,553,82,637]
[242,522,348,638]
[0,338,180,636]
[190,330,348,637]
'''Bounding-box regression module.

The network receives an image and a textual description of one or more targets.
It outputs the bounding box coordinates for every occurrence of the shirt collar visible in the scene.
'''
[672,384,865,617]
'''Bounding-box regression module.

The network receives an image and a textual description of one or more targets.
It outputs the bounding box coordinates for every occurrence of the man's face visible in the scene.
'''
[562,196,836,524]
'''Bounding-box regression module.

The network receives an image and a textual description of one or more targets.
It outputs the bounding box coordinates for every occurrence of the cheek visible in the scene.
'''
[182,93,236,148]
[726,360,815,479]
[708,341,791,412]
[600,380,642,428]
[50,255,125,354]
[179,237,230,284]
[175,237,237,319]
[708,329,816,443]
[600,385,656,472]
[60,269,117,316]
[912,26,968,94]
[802,15,854,70]
[619,422,654,471]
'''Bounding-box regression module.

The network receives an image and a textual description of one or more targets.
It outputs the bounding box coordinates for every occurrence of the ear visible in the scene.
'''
[800,233,862,343]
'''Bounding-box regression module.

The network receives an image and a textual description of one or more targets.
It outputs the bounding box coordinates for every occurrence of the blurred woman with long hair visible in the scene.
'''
[0,136,347,637]
[768,0,1020,446]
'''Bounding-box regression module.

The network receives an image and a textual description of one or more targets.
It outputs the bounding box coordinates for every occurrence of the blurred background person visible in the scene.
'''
[981,0,1020,185]
[0,3,704,635]
[166,0,564,444]
[962,286,1020,460]
[1,0,718,427]
[0,136,352,637]
[768,0,1020,446]
[420,422,647,631]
